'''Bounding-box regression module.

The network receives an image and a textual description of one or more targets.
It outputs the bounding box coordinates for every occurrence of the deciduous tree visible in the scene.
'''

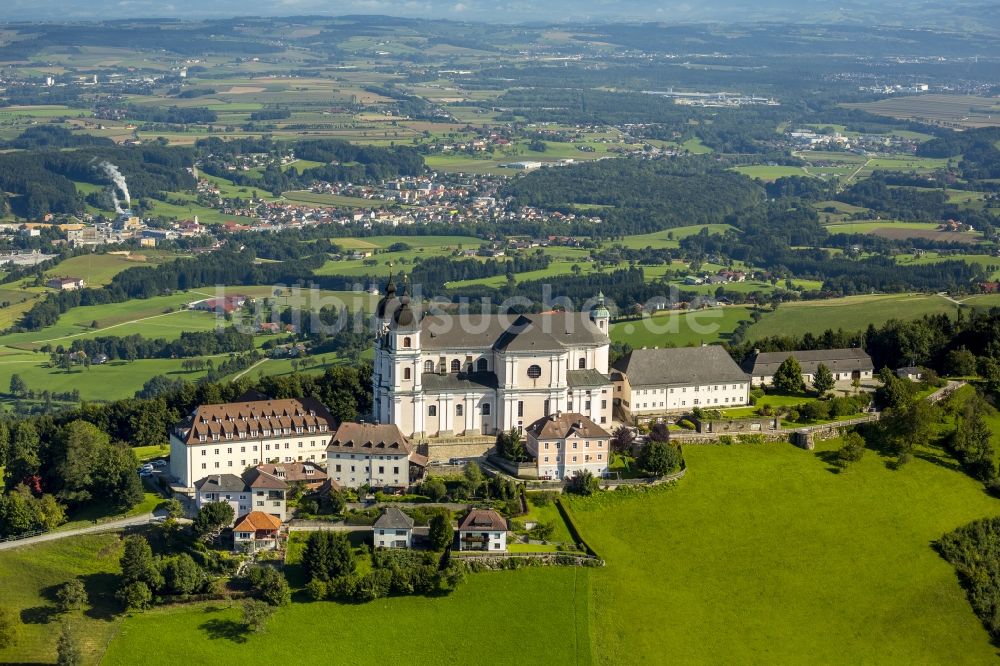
[242,599,274,633]
[638,441,682,476]
[611,425,636,453]
[192,501,235,541]
[56,579,88,613]
[56,623,81,666]
[773,356,805,394]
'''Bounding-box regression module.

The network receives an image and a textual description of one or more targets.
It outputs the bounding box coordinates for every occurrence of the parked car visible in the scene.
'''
[151,459,167,468]
[140,464,154,473]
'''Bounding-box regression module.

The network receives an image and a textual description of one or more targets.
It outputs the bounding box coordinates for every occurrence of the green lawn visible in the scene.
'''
[0,533,125,665]
[568,440,1000,663]
[102,567,590,665]
[746,294,960,340]
[56,490,163,532]
[42,252,182,287]
[133,444,170,461]
[720,391,814,417]
[520,495,576,544]
[610,306,751,348]
[0,357,211,403]
[616,224,737,250]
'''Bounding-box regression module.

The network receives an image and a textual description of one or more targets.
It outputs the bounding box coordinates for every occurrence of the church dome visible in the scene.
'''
[376,276,400,319]
[393,302,416,329]
[591,291,611,320]
[391,281,418,330]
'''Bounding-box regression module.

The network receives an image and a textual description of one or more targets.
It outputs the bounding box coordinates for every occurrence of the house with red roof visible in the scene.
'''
[232,511,282,552]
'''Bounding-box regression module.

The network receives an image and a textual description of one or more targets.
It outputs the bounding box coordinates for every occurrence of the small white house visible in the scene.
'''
[373,507,414,549]
[457,509,507,552]
[896,366,924,381]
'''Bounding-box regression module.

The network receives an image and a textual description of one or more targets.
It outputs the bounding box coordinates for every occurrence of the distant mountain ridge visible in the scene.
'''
[0,1,998,34]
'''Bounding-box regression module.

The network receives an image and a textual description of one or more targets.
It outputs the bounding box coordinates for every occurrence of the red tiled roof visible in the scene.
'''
[233,511,281,532]
[458,509,507,532]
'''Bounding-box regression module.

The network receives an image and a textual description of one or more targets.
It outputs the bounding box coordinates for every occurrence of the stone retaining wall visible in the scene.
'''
[419,437,496,462]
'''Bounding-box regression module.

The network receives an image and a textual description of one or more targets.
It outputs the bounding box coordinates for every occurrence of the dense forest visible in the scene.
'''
[198,137,424,195]
[501,158,764,234]
[0,143,196,217]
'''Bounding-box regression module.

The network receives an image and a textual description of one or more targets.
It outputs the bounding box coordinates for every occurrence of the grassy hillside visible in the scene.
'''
[569,441,1000,664]
[0,534,125,666]
[610,306,751,348]
[102,567,590,665]
[745,294,959,340]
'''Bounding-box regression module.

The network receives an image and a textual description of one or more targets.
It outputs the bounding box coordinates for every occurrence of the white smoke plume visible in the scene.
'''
[98,161,131,212]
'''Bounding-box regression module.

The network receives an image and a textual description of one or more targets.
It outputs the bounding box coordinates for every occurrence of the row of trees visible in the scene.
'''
[53,328,255,363]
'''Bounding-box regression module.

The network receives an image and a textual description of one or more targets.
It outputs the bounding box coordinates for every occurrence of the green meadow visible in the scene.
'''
[41,252,183,287]
[731,164,807,181]
[0,534,125,666]
[569,440,1000,663]
[610,306,751,348]
[745,293,960,340]
[4,439,998,664]
[102,567,590,666]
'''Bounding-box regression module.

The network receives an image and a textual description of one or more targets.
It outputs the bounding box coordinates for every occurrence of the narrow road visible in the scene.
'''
[937,291,965,306]
[232,357,268,381]
[0,513,155,551]
[927,380,967,403]
[29,309,200,345]
[842,157,872,187]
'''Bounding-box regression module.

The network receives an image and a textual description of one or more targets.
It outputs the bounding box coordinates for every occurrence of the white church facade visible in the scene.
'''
[372,278,614,440]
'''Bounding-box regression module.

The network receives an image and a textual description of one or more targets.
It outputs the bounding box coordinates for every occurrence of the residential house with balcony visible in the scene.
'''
[457,509,507,552]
